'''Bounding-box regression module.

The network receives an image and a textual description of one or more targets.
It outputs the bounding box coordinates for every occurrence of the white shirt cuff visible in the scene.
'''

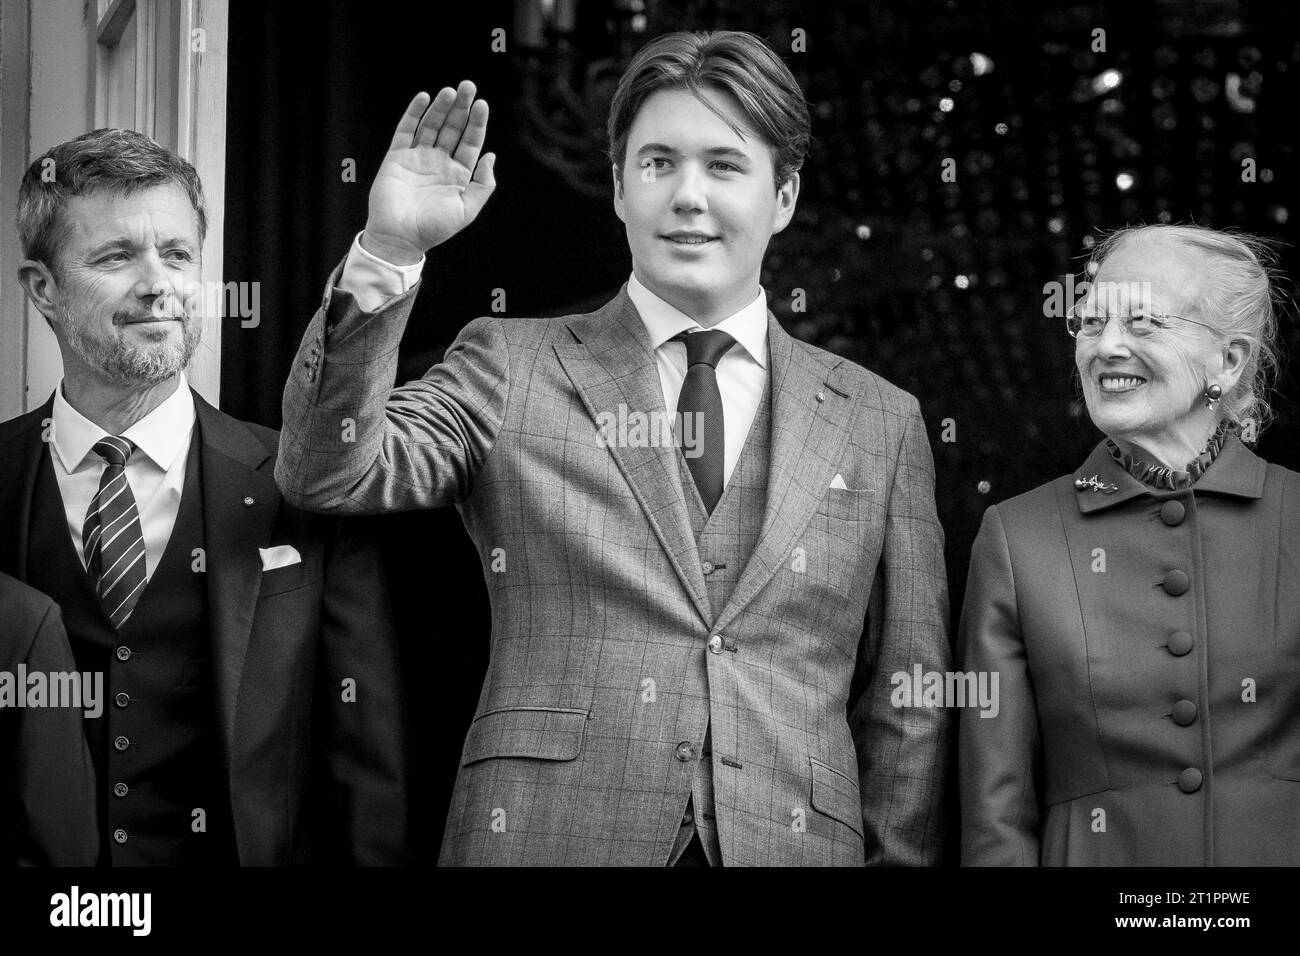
[338,232,425,312]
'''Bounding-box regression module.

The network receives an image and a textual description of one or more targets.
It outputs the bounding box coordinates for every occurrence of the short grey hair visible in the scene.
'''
[1086,223,1286,435]
[17,127,207,275]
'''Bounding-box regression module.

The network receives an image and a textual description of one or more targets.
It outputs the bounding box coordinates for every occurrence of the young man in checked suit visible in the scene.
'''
[277,30,952,866]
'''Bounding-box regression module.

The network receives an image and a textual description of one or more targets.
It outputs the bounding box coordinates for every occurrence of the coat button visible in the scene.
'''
[113,782,128,798]
[682,805,695,825]
[115,645,132,662]
[701,560,715,575]
[1168,631,1194,656]
[707,634,724,654]
[114,692,131,709]
[114,735,130,752]
[675,741,695,761]
[113,829,128,844]
[1160,500,1186,526]
[1172,699,1198,726]
[1162,570,1190,596]
[1177,768,1203,793]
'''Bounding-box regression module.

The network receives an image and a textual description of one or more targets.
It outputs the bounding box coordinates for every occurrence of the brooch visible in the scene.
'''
[1074,474,1118,493]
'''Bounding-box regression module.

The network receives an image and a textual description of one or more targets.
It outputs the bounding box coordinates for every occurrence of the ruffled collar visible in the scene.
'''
[1104,419,1237,491]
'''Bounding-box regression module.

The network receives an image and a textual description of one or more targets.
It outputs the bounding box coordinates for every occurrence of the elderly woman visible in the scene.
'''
[958,223,1298,865]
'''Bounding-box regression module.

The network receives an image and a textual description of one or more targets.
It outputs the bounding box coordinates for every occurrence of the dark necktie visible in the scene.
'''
[672,329,735,514]
[82,436,148,629]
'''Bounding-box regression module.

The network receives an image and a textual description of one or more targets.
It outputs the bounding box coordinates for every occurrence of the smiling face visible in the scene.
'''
[1075,236,1243,459]
[613,86,798,325]
[42,183,203,385]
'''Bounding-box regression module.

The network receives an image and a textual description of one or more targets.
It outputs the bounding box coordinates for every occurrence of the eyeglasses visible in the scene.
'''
[1065,309,1220,339]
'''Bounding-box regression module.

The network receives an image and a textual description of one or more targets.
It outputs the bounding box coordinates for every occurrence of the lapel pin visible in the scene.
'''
[1074,475,1118,493]
[243,496,255,506]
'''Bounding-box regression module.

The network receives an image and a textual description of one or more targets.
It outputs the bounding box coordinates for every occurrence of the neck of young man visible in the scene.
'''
[60,360,182,437]
[637,269,760,329]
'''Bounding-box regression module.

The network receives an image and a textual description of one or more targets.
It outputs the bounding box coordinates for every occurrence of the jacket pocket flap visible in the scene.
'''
[462,706,590,765]
[258,561,306,596]
[809,756,864,837]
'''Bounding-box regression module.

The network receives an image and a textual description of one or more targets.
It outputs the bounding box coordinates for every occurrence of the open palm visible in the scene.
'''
[364,83,497,263]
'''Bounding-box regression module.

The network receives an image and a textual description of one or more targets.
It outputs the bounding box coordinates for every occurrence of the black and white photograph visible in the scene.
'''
[0,0,1296,939]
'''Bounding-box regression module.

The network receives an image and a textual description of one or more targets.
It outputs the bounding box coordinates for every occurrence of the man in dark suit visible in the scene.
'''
[2,127,410,865]
[277,31,951,866]
[1,571,98,865]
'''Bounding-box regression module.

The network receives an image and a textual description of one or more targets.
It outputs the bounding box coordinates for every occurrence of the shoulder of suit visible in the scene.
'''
[980,475,1073,531]
[459,313,584,347]
[192,396,282,466]
[790,337,921,413]
[0,571,60,658]
[0,404,51,445]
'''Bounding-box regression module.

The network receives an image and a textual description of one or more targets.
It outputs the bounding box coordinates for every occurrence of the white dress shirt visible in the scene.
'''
[339,235,771,490]
[625,271,769,488]
[51,374,196,580]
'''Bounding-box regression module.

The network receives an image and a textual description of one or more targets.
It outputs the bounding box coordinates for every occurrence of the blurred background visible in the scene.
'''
[220,0,1300,862]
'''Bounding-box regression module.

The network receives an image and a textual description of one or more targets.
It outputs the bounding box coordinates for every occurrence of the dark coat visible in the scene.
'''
[0,571,98,865]
[0,392,411,864]
[958,434,1300,865]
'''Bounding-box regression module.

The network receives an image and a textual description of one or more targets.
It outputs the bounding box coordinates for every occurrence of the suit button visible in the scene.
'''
[707,634,724,654]
[1168,631,1194,656]
[113,783,128,798]
[115,645,132,662]
[701,560,715,575]
[1160,500,1186,526]
[675,741,695,761]
[1162,570,1190,596]
[1172,699,1198,726]
[1178,768,1203,793]
[114,692,130,709]
[113,829,128,844]
[114,735,130,752]
[682,805,695,825]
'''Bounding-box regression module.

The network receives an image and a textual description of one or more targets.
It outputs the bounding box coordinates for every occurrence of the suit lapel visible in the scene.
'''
[0,399,53,582]
[192,393,281,758]
[711,317,857,636]
[553,288,712,625]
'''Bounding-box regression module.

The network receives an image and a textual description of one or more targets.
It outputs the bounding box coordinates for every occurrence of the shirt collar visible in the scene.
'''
[1074,433,1266,514]
[51,374,196,472]
[626,271,768,368]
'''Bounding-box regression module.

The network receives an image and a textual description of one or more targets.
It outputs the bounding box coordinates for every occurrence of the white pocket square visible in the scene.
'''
[829,473,849,490]
[258,545,302,571]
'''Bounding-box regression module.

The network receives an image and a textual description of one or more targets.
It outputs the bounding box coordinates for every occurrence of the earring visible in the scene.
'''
[1203,383,1223,408]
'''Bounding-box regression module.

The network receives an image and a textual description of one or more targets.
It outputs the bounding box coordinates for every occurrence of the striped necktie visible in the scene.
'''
[672,329,735,514]
[82,436,148,629]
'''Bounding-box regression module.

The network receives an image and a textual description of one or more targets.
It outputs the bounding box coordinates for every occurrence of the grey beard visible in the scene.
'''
[59,304,202,386]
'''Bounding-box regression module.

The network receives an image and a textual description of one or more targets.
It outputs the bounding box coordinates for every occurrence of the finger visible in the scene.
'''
[463,152,497,221]
[413,86,459,148]
[389,92,431,151]
[451,99,489,173]
[434,80,477,154]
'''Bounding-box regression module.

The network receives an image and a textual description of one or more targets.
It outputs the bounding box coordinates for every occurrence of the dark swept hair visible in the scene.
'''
[606,30,811,190]
[17,127,207,274]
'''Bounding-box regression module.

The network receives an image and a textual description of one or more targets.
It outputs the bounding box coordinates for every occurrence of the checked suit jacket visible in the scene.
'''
[277,268,952,866]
